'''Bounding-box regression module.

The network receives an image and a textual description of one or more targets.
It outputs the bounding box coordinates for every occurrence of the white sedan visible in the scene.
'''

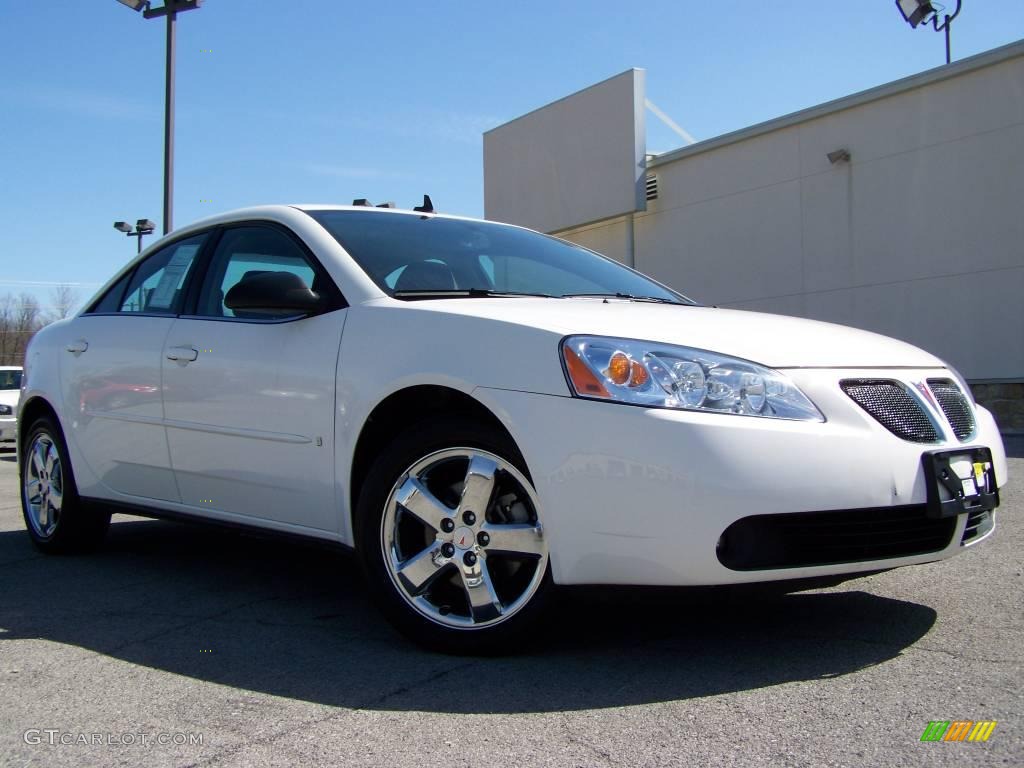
[0,366,22,442]
[18,203,1007,653]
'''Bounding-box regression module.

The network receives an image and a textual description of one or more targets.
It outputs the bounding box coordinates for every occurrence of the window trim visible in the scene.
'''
[179,220,347,323]
[83,229,215,317]
[82,220,347,322]
[85,270,133,315]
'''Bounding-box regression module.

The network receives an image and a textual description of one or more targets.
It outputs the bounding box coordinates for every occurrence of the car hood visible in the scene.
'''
[0,389,19,408]
[399,298,944,369]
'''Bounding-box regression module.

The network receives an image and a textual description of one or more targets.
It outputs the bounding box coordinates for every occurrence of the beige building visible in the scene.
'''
[485,41,1024,431]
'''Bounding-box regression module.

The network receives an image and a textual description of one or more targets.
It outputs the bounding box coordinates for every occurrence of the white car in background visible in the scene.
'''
[17,203,1007,653]
[0,366,22,443]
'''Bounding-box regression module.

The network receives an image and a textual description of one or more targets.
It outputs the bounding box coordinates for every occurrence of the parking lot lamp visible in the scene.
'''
[113,219,156,254]
[114,0,203,235]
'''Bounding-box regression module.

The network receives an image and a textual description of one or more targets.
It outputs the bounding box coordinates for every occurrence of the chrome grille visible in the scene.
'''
[928,378,976,441]
[840,380,940,443]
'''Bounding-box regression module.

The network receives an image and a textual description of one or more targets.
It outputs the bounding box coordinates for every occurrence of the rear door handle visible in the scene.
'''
[166,345,199,363]
[65,340,88,355]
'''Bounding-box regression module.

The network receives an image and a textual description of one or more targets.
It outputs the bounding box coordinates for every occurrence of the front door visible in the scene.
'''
[161,224,345,532]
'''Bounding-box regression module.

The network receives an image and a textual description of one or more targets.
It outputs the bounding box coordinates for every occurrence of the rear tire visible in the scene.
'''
[20,416,110,554]
[355,416,552,655]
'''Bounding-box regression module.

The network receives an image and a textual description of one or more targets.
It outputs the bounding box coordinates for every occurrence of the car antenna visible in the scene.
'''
[413,194,434,213]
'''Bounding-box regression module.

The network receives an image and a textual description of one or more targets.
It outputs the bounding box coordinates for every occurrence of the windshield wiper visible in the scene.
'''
[393,288,557,300]
[562,292,684,305]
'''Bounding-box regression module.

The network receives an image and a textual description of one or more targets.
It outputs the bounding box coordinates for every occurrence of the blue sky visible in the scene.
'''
[2,0,1023,313]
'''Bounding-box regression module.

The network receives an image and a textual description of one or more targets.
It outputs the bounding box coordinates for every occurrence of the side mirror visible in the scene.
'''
[224,271,324,316]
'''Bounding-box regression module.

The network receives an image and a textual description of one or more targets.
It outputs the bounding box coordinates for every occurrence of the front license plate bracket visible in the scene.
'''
[922,447,999,519]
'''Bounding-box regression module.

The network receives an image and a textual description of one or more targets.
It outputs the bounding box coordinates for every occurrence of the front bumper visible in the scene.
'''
[0,416,16,442]
[474,368,1008,586]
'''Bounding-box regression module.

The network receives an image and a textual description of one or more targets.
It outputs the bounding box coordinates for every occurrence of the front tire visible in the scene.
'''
[21,416,110,554]
[356,416,552,654]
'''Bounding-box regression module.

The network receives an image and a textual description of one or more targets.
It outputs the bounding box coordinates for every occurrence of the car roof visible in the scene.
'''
[0,366,22,370]
[92,204,547,312]
[169,204,512,239]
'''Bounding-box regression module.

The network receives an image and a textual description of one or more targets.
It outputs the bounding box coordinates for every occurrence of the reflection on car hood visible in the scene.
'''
[397,297,944,369]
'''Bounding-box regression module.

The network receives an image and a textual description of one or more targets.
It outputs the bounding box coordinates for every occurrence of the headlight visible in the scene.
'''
[0,404,11,416]
[561,335,824,422]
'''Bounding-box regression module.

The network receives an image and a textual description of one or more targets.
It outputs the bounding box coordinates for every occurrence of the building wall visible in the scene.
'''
[554,44,1024,384]
[484,69,647,235]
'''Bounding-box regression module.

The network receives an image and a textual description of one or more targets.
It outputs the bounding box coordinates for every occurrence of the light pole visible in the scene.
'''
[114,219,157,254]
[895,0,963,64]
[115,0,203,235]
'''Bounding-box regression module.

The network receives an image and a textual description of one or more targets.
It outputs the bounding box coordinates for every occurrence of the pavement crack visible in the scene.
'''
[355,661,477,710]
[561,715,617,767]
[181,705,349,768]
[908,643,1018,665]
[183,662,479,767]
[0,555,45,569]
[103,594,299,654]
[787,630,1019,666]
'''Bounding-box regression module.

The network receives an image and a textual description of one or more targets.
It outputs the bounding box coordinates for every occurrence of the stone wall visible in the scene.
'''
[972,382,1024,434]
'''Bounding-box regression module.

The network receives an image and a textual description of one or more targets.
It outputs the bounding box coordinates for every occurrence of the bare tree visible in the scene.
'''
[48,284,79,323]
[0,292,43,366]
[0,294,13,366]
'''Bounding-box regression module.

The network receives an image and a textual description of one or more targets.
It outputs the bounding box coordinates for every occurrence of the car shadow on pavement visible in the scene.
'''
[0,516,937,714]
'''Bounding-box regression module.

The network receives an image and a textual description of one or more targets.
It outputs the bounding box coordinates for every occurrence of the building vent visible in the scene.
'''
[645,174,658,201]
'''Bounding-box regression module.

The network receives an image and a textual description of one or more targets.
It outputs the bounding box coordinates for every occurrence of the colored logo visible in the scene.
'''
[453,526,475,550]
[920,720,997,742]
[913,381,938,410]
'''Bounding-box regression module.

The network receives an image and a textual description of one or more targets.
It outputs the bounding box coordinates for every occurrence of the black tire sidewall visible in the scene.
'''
[20,416,109,553]
[355,415,552,655]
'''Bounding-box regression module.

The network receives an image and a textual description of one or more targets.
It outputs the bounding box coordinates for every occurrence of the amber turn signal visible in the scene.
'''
[563,346,610,398]
[629,360,649,388]
[606,351,631,385]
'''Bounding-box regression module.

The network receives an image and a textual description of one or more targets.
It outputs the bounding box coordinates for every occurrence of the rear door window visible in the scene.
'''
[117,235,206,314]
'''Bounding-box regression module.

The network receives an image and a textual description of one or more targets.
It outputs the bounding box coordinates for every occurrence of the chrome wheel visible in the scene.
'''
[24,433,64,539]
[381,447,548,630]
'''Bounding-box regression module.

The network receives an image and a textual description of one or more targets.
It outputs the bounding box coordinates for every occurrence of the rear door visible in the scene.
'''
[161,223,346,532]
[60,234,206,501]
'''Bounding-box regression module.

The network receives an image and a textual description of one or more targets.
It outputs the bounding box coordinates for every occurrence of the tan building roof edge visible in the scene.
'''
[648,38,1024,169]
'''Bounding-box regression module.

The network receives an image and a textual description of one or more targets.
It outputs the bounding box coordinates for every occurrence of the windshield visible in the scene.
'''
[0,369,22,390]
[307,210,693,304]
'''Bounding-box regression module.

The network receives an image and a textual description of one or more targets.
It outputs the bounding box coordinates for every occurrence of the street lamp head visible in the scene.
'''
[113,221,133,233]
[135,219,157,234]
[115,0,150,11]
[896,0,935,28]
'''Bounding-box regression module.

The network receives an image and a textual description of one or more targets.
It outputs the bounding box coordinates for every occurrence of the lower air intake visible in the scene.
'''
[961,508,994,544]
[717,505,956,570]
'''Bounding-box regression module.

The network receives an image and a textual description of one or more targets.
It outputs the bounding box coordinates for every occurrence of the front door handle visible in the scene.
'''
[65,339,88,356]
[166,345,199,364]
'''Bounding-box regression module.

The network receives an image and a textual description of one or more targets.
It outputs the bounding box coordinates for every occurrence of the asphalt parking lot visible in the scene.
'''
[0,441,1021,768]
